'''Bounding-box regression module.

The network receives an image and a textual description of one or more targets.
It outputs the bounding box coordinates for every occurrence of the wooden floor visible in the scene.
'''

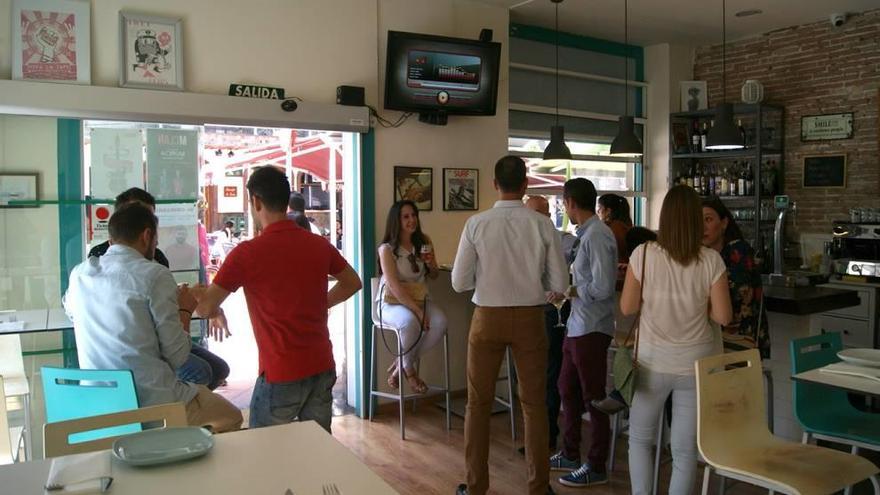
[332,401,771,495]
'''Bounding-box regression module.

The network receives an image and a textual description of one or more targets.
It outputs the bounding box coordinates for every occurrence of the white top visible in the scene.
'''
[64,245,196,406]
[377,244,426,302]
[630,242,726,375]
[452,200,568,306]
[0,421,399,495]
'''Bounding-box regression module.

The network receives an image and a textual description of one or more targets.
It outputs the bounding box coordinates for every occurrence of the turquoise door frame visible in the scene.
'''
[58,118,83,367]
[355,130,376,418]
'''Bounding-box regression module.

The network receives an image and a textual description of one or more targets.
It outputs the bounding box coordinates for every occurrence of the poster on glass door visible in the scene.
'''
[155,203,199,271]
[146,128,198,200]
[90,128,143,199]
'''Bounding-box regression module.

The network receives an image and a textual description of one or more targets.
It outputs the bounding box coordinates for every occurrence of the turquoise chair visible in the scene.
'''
[790,333,880,453]
[41,367,141,444]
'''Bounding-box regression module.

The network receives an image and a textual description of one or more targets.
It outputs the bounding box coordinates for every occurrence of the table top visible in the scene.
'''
[764,286,860,315]
[0,421,398,494]
[0,309,72,335]
[792,367,880,398]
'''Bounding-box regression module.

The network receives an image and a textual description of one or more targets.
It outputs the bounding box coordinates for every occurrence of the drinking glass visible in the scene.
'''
[552,293,567,328]
[420,244,433,261]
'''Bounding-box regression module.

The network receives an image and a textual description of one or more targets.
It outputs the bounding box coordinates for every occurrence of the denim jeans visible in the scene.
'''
[177,344,231,390]
[249,369,336,433]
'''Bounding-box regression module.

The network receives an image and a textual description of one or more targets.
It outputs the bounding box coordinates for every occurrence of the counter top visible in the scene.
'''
[764,286,860,315]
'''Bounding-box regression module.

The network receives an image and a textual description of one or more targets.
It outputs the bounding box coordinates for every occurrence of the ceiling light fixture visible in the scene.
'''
[609,0,643,158]
[542,0,572,164]
[706,0,745,151]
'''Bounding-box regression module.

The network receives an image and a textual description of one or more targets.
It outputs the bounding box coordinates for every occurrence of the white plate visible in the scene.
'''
[837,348,880,368]
[112,426,214,466]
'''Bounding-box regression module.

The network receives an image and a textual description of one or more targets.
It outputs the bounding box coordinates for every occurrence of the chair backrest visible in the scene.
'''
[0,335,25,380]
[695,349,769,463]
[789,332,852,430]
[0,377,13,465]
[44,402,187,458]
[41,367,141,443]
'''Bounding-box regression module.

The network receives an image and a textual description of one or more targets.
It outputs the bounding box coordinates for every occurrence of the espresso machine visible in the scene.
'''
[831,221,880,280]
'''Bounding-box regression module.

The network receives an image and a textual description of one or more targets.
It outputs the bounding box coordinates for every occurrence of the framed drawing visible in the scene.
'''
[119,12,184,91]
[443,168,479,211]
[680,81,708,112]
[0,173,40,207]
[12,0,91,83]
[394,166,432,211]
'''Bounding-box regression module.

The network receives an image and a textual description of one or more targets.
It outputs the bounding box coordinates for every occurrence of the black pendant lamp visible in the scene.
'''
[609,0,643,157]
[706,0,745,150]
[543,0,572,163]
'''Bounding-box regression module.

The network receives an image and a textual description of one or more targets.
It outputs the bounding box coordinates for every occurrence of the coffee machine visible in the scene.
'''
[831,221,880,279]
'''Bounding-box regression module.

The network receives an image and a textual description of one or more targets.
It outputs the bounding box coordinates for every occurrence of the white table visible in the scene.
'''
[0,309,73,334]
[0,421,399,494]
[792,367,880,398]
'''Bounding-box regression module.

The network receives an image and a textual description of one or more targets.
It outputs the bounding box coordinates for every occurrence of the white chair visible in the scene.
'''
[0,377,14,465]
[368,278,451,440]
[0,335,31,461]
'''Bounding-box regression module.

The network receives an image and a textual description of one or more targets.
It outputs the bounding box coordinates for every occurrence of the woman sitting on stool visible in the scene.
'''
[377,200,448,394]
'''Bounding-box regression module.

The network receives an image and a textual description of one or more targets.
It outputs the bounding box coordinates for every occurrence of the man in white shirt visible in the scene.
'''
[452,156,569,495]
[64,204,242,432]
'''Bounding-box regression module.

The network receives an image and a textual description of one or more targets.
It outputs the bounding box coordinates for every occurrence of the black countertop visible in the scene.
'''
[764,286,860,315]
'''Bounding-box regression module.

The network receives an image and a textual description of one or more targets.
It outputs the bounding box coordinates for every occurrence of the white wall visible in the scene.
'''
[644,43,693,229]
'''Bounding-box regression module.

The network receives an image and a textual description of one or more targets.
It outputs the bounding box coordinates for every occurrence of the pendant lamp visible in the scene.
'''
[542,0,572,163]
[609,0,643,157]
[706,0,745,150]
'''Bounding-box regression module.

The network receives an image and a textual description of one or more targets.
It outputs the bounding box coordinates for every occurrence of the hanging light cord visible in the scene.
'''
[721,0,727,103]
[624,0,629,117]
[555,1,560,126]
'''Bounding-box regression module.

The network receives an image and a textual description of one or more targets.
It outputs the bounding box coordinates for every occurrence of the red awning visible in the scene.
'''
[219,137,343,182]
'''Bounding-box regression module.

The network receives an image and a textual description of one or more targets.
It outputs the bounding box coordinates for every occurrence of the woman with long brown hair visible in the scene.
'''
[620,185,732,495]
[377,200,447,394]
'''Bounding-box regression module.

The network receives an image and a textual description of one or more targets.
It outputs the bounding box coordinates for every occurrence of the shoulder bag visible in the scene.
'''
[612,242,648,406]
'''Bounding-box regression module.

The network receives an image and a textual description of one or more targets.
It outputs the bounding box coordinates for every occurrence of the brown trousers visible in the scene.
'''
[185,385,243,433]
[465,306,549,495]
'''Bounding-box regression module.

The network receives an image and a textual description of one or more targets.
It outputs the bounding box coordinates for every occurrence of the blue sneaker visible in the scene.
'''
[559,463,608,487]
[549,451,580,471]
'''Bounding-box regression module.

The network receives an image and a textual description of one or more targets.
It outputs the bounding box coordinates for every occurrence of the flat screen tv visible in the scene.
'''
[384,30,501,118]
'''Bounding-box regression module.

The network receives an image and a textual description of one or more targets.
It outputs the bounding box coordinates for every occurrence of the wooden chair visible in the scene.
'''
[44,402,187,458]
[696,349,879,495]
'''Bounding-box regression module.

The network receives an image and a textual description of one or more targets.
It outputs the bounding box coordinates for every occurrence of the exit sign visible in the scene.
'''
[228,83,285,100]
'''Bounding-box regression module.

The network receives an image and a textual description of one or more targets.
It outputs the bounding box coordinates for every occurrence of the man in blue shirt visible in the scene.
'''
[549,178,618,487]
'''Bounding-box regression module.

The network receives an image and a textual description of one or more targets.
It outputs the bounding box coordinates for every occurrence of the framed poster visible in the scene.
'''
[394,166,432,211]
[803,154,846,188]
[443,168,479,211]
[680,81,708,111]
[12,0,91,83]
[0,173,39,207]
[800,113,854,141]
[119,12,184,91]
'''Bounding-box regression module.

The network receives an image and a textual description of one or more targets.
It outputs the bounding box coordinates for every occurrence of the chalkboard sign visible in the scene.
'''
[803,154,847,188]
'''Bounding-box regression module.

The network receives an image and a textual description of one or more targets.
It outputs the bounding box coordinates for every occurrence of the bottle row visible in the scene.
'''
[674,160,781,197]
[682,118,778,154]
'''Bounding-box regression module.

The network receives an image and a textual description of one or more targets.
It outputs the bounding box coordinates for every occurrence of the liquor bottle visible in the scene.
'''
[715,166,724,196]
[700,123,708,152]
[694,162,702,194]
[686,163,694,189]
[738,119,746,147]
[738,162,747,196]
[728,162,738,196]
[692,121,701,153]
[720,167,729,196]
[745,162,754,196]
[708,164,716,197]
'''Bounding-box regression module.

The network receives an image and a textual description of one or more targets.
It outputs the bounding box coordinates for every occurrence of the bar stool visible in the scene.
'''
[368,278,451,440]
[494,346,517,441]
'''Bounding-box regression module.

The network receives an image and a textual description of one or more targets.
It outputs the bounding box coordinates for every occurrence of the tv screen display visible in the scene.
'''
[384,31,501,116]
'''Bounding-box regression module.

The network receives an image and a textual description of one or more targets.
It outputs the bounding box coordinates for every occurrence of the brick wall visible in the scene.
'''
[693,9,880,234]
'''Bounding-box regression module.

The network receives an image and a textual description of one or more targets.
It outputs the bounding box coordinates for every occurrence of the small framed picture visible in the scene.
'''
[671,122,690,154]
[119,12,184,91]
[12,0,91,84]
[394,166,432,211]
[0,173,40,208]
[443,168,479,211]
[680,81,708,112]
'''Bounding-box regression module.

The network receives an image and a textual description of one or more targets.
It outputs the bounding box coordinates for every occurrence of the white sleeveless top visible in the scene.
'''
[629,242,726,375]
[377,244,426,301]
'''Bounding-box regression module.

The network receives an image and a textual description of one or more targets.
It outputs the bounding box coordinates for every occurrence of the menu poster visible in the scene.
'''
[156,203,199,271]
[146,129,198,200]
[90,128,143,199]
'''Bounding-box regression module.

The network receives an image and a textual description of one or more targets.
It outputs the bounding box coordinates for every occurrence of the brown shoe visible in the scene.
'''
[590,395,627,416]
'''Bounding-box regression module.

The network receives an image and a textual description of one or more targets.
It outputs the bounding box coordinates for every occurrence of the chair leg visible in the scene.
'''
[443,332,451,431]
[412,360,419,414]
[369,326,377,421]
[763,368,774,434]
[801,431,811,444]
[869,474,879,495]
[397,332,406,440]
[652,408,665,495]
[506,346,516,442]
[609,411,620,472]
[844,446,862,495]
[717,474,726,495]
[22,393,32,461]
[701,465,712,495]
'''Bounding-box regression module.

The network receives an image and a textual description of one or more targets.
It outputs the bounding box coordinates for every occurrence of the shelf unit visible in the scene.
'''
[669,103,785,256]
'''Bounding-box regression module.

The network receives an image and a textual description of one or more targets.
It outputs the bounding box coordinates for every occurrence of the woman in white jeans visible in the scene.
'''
[620,185,732,495]
[377,200,447,394]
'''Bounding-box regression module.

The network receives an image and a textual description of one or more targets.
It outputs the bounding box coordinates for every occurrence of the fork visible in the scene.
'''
[322,483,341,495]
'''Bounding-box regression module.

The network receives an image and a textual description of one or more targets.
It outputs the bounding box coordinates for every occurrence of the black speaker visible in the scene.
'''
[336,85,365,106]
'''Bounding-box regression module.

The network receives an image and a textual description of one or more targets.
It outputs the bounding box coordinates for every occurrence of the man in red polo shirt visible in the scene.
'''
[194,166,362,432]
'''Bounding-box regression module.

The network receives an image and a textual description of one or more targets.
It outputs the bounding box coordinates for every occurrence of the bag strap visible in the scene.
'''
[623,242,648,365]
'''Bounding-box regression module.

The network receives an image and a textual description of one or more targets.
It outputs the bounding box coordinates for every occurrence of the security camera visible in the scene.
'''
[281,99,298,112]
[830,13,846,27]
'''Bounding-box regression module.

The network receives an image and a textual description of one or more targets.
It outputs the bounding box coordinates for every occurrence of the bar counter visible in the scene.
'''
[763,285,861,315]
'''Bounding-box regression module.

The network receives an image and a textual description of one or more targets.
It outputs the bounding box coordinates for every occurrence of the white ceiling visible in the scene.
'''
[479,0,880,46]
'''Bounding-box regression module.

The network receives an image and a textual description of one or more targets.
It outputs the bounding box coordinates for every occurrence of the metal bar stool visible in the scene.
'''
[367,278,451,440]
[493,346,517,441]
